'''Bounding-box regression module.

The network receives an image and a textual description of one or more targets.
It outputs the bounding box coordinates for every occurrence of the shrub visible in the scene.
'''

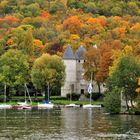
[50,96,67,100]
[66,93,80,101]
[0,95,4,102]
[134,96,140,113]
[85,92,102,101]
[92,92,102,101]
[104,88,121,114]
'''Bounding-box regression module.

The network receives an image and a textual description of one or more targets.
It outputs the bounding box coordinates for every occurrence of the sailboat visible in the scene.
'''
[83,74,101,108]
[65,92,80,108]
[37,83,54,109]
[83,72,101,108]
[37,101,54,109]
[14,84,32,109]
[83,82,95,108]
[0,85,12,109]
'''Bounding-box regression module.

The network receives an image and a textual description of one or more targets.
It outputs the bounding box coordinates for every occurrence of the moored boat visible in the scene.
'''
[13,102,32,109]
[14,84,32,109]
[65,103,80,108]
[0,104,12,109]
[37,102,54,109]
[83,104,101,108]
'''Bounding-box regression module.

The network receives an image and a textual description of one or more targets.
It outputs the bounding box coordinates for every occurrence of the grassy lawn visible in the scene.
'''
[0,101,39,106]
[0,100,103,106]
[0,96,103,106]
[51,100,103,105]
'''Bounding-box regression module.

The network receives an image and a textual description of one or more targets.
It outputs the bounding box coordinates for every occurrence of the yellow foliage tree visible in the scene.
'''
[109,45,133,76]
[33,39,45,57]
[130,23,140,31]
[69,34,81,51]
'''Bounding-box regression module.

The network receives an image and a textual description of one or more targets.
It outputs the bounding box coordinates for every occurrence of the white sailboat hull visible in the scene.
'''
[83,104,101,108]
[0,104,12,109]
[37,103,54,109]
[65,104,80,108]
[14,84,32,110]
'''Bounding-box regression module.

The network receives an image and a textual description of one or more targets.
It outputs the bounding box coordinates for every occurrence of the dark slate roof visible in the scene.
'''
[75,45,86,60]
[63,44,76,60]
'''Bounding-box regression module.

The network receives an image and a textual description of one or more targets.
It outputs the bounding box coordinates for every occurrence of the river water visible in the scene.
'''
[0,108,140,140]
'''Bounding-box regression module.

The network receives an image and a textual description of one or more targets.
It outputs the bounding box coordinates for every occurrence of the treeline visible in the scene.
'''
[0,0,139,108]
[0,0,139,55]
[0,0,140,16]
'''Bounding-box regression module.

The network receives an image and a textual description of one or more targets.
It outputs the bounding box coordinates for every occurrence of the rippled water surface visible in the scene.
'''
[0,108,140,140]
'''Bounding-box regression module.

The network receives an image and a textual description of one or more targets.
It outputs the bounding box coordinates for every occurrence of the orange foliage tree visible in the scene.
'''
[40,11,50,18]
[83,46,101,93]
[33,39,45,57]
[96,42,113,83]
[63,16,82,34]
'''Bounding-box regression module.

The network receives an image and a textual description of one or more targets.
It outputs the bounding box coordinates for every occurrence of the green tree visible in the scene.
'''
[9,25,34,55]
[20,3,41,17]
[23,29,34,55]
[104,87,121,114]
[111,6,122,16]
[49,1,66,14]
[84,2,97,14]
[33,27,48,44]
[0,49,30,96]
[31,53,65,100]
[108,54,140,111]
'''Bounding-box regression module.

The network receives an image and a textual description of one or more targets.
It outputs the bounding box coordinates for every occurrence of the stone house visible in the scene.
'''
[61,44,105,97]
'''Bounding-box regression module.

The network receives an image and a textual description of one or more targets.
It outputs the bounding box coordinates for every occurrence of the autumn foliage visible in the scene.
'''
[0,0,139,97]
[40,11,50,18]
[63,16,82,34]
[0,15,19,22]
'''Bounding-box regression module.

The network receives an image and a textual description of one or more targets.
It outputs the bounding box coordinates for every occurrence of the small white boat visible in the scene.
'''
[65,103,80,108]
[37,102,54,109]
[83,104,101,108]
[0,104,12,109]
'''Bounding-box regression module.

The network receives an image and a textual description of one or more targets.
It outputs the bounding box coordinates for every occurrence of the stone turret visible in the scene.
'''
[75,45,87,94]
[61,44,88,97]
[61,45,77,97]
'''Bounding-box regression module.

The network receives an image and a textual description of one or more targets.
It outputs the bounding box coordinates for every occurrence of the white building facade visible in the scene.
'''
[61,45,104,97]
[61,44,88,97]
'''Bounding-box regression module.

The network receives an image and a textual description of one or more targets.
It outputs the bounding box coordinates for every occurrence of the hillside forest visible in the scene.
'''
[0,0,140,109]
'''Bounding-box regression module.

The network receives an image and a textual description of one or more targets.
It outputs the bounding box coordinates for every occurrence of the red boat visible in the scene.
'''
[13,102,32,109]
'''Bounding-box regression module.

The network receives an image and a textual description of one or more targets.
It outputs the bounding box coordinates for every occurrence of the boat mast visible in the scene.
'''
[90,72,93,104]
[4,84,6,103]
[24,84,26,103]
[48,83,50,102]
[25,83,32,104]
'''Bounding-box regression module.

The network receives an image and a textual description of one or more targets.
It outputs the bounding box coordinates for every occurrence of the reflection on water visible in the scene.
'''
[0,108,140,140]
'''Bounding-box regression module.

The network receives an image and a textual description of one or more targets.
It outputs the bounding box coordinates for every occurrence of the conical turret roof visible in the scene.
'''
[63,44,76,60]
[75,45,86,60]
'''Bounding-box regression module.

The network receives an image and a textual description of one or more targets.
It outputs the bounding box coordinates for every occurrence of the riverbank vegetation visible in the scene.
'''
[0,96,103,106]
[0,0,139,112]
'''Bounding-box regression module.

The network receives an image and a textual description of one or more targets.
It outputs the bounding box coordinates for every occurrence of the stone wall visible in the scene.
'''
[61,60,77,97]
